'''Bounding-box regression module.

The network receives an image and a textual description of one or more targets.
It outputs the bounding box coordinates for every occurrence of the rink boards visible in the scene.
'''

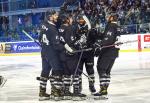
[0,33,150,56]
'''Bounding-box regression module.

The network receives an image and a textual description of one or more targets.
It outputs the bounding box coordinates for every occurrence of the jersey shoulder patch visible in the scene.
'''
[107,31,112,36]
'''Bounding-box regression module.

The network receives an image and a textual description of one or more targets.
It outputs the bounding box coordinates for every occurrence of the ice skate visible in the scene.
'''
[63,85,72,100]
[53,87,63,101]
[93,86,108,100]
[63,75,72,100]
[63,90,73,100]
[39,87,50,101]
[72,92,87,101]
[89,85,96,95]
[0,76,7,88]
[88,74,96,95]
[72,86,86,101]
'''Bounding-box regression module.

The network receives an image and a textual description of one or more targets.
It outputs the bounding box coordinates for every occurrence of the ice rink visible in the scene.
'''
[0,52,150,103]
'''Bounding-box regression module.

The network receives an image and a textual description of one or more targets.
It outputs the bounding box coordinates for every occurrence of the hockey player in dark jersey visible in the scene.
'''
[93,13,121,99]
[38,9,74,101]
[74,14,96,95]
[58,14,75,100]
[58,13,86,101]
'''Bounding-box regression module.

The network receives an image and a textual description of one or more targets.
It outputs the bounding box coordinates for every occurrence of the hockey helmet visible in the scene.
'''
[76,14,86,24]
[45,9,57,20]
[59,13,72,24]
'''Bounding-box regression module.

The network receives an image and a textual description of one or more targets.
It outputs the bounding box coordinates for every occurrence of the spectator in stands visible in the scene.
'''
[29,0,37,8]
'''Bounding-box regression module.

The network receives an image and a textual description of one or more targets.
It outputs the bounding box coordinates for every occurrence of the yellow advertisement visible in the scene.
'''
[0,43,6,53]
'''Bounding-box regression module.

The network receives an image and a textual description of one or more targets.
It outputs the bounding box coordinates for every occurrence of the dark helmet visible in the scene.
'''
[59,13,72,24]
[45,9,57,20]
[76,14,86,24]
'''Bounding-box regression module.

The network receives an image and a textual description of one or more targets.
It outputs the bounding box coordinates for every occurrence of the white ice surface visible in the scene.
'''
[0,52,150,103]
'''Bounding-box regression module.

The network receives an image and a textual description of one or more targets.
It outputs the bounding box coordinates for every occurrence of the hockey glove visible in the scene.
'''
[115,36,121,48]
[93,40,102,50]
[64,44,74,53]
[64,44,75,56]
[79,34,87,44]
[74,37,87,49]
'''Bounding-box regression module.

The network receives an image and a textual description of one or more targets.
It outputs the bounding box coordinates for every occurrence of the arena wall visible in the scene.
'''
[0,34,150,56]
[120,33,150,52]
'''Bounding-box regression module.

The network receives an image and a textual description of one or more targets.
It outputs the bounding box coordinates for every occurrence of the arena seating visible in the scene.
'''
[0,0,150,42]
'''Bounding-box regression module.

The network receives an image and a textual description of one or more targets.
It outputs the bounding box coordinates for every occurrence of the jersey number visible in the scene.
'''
[42,34,49,45]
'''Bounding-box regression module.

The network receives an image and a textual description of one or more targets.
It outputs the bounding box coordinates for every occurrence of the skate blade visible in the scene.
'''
[94,95,108,100]
[63,96,72,100]
[91,92,97,95]
[50,95,54,100]
[53,96,63,101]
[72,97,86,101]
[39,97,50,101]
[0,78,7,88]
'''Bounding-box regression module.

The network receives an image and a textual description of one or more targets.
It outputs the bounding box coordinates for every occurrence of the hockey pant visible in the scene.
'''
[39,56,51,93]
[78,56,95,93]
[41,57,51,78]
[41,53,64,97]
[62,56,78,94]
[97,56,116,88]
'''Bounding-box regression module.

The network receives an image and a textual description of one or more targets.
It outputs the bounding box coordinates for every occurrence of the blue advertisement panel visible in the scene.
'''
[7,41,41,53]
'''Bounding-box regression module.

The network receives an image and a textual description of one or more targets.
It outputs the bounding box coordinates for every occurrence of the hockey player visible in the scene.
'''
[74,14,96,95]
[38,9,74,101]
[58,13,86,101]
[93,13,121,99]
[58,14,75,100]
[0,76,7,87]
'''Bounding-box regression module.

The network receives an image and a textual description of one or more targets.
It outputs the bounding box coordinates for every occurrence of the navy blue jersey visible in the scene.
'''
[101,22,120,46]
[39,21,64,58]
[74,24,89,49]
[58,24,76,48]
[100,22,121,58]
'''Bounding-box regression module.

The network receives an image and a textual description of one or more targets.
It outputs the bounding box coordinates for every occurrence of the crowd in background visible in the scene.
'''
[0,0,150,42]
[79,0,150,32]
[0,0,65,12]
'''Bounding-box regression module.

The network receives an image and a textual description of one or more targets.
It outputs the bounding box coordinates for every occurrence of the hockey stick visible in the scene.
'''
[22,30,41,46]
[77,69,93,82]
[71,50,84,85]
[73,48,93,53]
[101,40,138,49]
[73,40,138,53]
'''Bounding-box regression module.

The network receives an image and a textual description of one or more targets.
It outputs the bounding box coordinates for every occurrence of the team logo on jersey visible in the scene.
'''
[59,29,64,32]
[107,31,112,36]
[71,36,74,41]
